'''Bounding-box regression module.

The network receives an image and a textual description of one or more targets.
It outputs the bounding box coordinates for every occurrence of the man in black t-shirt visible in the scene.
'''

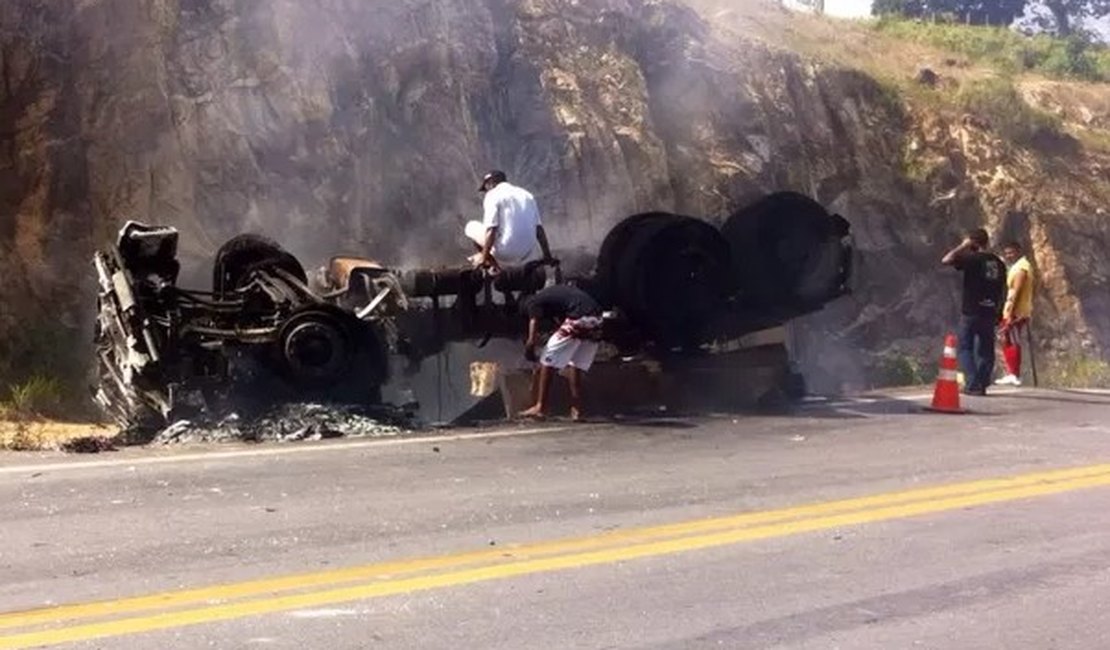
[942,228,1007,396]
[518,284,603,421]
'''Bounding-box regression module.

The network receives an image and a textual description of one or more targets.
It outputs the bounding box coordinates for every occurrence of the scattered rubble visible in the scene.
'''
[61,436,118,454]
[915,67,939,87]
[140,403,414,446]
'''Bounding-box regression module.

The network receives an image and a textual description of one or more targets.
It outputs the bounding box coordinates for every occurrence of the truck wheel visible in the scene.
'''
[721,192,833,308]
[278,310,354,388]
[213,234,307,295]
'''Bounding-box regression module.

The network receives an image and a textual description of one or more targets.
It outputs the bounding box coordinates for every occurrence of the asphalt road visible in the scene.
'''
[3,388,1110,649]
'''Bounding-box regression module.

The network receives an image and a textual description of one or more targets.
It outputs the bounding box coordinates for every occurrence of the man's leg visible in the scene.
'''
[565,339,598,421]
[464,221,495,267]
[1012,321,1026,377]
[567,367,583,422]
[974,317,997,392]
[1001,329,1021,378]
[529,363,542,403]
[464,221,486,250]
[519,332,574,418]
[519,365,553,418]
[957,317,977,390]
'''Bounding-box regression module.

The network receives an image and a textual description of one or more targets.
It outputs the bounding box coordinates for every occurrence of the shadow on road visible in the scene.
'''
[613,418,701,429]
[998,390,1110,407]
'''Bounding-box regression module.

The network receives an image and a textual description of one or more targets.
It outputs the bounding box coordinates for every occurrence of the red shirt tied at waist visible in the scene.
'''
[557,315,603,340]
[518,285,603,422]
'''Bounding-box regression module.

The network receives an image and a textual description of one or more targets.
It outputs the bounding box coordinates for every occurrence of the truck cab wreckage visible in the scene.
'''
[93,192,853,432]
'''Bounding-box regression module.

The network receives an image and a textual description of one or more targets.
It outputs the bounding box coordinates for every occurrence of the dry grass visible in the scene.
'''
[0,418,117,452]
[1019,79,1110,152]
[681,0,1110,157]
[1044,356,1110,389]
[682,0,991,87]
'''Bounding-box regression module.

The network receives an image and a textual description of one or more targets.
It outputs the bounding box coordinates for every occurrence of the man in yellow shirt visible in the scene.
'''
[996,241,1034,386]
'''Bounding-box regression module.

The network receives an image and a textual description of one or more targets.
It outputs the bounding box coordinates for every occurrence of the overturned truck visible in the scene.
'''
[93,192,852,430]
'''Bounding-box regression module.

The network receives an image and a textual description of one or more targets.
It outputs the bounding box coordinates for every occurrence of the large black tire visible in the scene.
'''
[596,213,680,307]
[721,192,846,309]
[607,215,733,349]
[213,234,307,296]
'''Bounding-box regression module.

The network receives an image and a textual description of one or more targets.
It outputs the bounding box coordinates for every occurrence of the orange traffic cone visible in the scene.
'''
[925,333,966,414]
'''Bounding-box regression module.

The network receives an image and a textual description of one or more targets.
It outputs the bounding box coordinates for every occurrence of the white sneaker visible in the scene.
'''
[994,374,1021,386]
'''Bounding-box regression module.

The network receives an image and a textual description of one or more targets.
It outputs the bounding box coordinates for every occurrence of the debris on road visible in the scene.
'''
[144,402,413,445]
[61,436,118,454]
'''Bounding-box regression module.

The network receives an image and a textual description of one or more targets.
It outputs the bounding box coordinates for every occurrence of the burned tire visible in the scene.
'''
[721,192,849,309]
[92,297,166,434]
[93,355,164,433]
[273,309,389,402]
[596,213,679,306]
[277,310,354,389]
[600,213,732,349]
[213,234,307,296]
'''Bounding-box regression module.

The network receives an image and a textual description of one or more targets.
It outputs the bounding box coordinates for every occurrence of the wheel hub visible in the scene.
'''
[282,319,348,382]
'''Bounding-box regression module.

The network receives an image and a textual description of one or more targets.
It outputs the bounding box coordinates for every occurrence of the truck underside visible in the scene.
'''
[93,192,853,431]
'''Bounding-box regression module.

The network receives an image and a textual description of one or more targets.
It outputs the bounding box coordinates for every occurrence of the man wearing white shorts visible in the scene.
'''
[466,170,554,270]
[518,284,602,422]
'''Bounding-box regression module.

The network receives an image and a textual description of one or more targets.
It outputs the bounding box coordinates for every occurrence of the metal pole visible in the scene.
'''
[1026,321,1039,388]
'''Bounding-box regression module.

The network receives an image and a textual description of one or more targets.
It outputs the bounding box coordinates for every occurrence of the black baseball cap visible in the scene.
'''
[478,170,507,192]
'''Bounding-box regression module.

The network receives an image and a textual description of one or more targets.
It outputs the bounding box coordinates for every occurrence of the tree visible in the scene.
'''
[873,0,1029,25]
[794,0,826,14]
[873,0,927,17]
[1035,0,1110,35]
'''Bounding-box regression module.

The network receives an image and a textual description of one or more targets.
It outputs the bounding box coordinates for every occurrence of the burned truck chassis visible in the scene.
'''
[94,225,562,430]
[94,192,853,431]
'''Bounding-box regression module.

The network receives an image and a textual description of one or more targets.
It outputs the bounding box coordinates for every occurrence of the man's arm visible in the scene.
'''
[526,316,539,348]
[535,225,554,262]
[524,316,540,362]
[942,238,974,266]
[478,192,501,269]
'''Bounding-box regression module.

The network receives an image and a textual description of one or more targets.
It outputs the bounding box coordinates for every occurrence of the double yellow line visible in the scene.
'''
[5,462,1110,648]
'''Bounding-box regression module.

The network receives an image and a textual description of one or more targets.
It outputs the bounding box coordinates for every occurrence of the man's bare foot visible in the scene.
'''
[518,405,546,419]
[569,407,583,422]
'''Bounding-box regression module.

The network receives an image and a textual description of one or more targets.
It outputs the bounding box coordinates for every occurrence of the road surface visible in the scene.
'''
[3,388,1110,649]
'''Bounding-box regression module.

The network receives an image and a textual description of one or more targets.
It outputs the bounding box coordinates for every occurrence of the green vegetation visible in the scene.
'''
[0,317,89,419]
[5,375,65,416]
[874,352,934,387]
[872,0,1029,27]
[955,76,1064,144]
[1044,355,1110,388]
[873,17,1110,81]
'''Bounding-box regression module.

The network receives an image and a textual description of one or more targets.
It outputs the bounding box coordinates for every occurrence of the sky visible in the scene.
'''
[797,0,1109,37]
[825,0,872,18]
[782,0,873,18]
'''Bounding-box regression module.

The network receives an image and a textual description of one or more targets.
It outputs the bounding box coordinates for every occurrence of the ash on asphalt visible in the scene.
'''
[143,402,417,445]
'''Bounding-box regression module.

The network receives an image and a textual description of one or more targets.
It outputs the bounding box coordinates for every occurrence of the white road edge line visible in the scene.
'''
[0,425,585,476]
[802,386,1025,408]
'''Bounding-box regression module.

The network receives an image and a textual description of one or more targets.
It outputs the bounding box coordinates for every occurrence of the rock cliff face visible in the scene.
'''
[1,0,1108,396]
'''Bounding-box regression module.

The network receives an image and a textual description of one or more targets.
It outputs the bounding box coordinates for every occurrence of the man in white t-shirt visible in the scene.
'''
[465,170,553,271]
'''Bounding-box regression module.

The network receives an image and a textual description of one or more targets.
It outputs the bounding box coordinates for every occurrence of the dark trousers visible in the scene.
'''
[958,315,996,391]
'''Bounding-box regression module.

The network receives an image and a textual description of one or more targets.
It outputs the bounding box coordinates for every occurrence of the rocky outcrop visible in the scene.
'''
[1,0,1108,396]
